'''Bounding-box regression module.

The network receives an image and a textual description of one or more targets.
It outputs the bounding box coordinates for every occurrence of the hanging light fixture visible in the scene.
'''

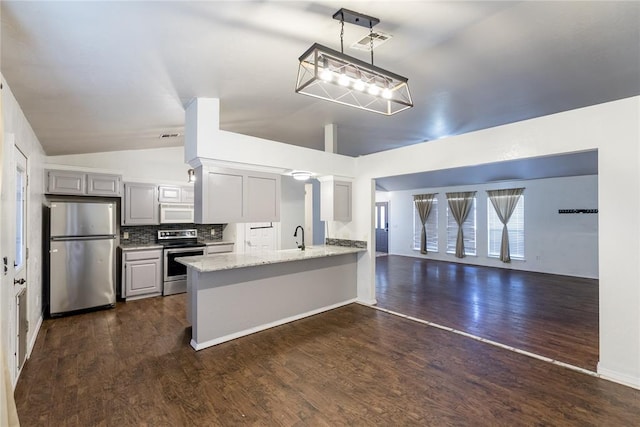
[295,8,412,116]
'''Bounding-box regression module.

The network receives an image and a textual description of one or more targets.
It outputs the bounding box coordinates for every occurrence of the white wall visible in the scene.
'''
[1,75,47,386]
[280,175,305,250]
[45,146,191,185]
[354,97,640,388]
[385,175,598,278]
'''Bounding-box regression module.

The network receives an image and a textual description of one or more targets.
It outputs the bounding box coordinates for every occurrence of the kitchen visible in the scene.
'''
[1,1,640,423]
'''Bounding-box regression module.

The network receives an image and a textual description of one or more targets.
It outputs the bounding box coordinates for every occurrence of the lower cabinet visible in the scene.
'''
[122,249,163,299]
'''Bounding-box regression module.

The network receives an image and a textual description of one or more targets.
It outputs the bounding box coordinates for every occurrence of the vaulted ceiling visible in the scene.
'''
[1,1,639,158]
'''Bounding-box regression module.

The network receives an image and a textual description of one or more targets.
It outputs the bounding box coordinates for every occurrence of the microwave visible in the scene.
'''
[159,203,194,224]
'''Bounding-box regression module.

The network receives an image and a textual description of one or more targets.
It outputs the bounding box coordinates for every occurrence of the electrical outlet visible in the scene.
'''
[123,232,129,240]
[210,229,216,237]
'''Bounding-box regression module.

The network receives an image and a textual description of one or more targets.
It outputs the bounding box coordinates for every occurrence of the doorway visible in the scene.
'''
[375,202,388,254]
[13,146,29,375]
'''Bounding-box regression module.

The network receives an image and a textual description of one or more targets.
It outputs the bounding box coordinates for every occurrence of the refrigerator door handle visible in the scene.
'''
[51,235,116,241]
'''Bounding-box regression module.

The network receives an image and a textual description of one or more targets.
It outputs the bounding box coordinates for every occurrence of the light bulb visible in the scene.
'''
[320,69,333,82]
[367,84,380,96]
[338,74,350,87]
[382,88,392,99]
[353,80,366,91]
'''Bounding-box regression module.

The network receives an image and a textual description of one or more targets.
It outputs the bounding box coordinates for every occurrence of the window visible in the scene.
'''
[488,196,524,260]
[446,197,476,256]
[413,198,438,252]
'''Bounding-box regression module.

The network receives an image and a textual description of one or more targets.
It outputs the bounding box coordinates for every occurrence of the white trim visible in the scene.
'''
[190,298,357,351]
[26,314,43,360]
[597,363,640,390]
[356,298,377,306]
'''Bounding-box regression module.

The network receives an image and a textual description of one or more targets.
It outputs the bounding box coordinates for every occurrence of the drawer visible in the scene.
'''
[124,249,163,261]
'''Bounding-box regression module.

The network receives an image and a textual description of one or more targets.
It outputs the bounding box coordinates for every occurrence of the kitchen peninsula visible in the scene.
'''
[178,245,364,350]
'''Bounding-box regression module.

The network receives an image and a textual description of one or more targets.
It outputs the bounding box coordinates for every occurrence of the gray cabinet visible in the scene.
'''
[46,170,86,195]
[158,185,195,203]
[46,169,121,196]
[320,177,352,222]
[123,249,162,299]
[87,173,121,196]
[123,182,159,225]
[195,167,280,224]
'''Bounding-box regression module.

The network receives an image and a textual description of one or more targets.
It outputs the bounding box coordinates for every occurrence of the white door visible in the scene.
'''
[12,147,28,374]
[244,222,277,254]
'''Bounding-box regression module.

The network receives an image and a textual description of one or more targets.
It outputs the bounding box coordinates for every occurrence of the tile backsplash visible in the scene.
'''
[121,223,225,245]
[325,238,367,249]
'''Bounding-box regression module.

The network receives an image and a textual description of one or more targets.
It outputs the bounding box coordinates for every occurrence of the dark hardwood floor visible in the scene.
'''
[15,294,638,426]
[375,255,599,371]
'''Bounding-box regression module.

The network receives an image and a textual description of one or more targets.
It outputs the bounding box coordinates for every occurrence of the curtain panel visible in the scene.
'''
[413,194,436,254]
[487,188,525,263]
[446,191,476,258]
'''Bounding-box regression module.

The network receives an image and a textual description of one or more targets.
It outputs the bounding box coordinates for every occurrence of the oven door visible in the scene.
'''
[164,247,204,282]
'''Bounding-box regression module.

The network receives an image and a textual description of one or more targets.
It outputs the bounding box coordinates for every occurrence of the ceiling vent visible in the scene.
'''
[350,31,392,51]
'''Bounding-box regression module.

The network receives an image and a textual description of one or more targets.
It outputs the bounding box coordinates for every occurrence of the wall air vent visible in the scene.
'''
[350,31,392,51]
[159,133,181,139]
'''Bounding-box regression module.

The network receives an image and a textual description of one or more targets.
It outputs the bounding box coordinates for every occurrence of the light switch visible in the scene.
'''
[123,232,129,240]
[210,229,216,237]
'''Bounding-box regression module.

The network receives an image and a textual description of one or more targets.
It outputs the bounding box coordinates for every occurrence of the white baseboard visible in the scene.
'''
[597,363,640,390]
[27,314,43,360]
[191,298,358,351]
[356,298,377,306]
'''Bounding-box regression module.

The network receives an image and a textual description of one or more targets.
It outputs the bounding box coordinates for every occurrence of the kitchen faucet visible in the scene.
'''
[293,225,305,251]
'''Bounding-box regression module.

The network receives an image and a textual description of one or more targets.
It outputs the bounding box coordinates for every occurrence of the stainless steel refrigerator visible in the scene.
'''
[48,201,117,315]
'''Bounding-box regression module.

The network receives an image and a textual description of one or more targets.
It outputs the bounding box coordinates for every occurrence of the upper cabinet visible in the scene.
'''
[158,185,195,203]
[195,166,280,224]
[87,173,122,196]
[122,182,158,225]
[320,177,352,222]
[46,169,122,197]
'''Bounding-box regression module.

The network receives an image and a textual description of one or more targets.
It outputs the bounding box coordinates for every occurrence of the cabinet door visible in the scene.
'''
[124,258,162,297]
[333,181,352,222]
[246,173,280,222]
[87,173,121,196]
[181,186,195,203]
[206,171,244,223]
[46,170,85,195]
[123,183,158,225]
[158,186,182,203]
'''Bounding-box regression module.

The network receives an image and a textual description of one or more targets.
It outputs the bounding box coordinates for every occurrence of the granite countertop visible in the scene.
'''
[177,245,364,273]
[119,243,164,251]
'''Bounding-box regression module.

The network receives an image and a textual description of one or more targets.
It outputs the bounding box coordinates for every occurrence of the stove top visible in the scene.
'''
[160,241,205,249]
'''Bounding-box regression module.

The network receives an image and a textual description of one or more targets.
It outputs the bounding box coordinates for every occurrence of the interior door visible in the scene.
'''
[14,146,28,372]
[375,202,389,253]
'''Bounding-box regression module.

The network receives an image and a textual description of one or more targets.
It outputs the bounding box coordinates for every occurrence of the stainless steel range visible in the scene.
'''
[158,229,205,296]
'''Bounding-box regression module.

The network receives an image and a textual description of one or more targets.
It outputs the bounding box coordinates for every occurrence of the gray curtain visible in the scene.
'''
[446,191,476,258]
[413,194,436,254]
[487,188,525,263]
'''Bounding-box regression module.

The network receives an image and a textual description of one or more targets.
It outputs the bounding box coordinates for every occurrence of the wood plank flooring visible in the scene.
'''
[15,294,638,426]
[375,255,599,371]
